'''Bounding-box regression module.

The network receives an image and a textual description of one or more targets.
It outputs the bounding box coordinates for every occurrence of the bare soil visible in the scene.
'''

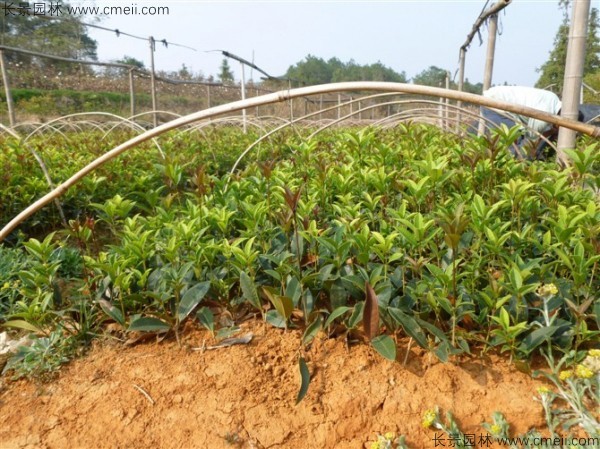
[0,321,554,449]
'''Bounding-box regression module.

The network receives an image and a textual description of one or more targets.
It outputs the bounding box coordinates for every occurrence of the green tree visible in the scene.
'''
[1,2,97,69]
[286,55,334,85]
[285,55,406,86]
[117,56,145,69]
[218,58,234,84]
[413,66,449,87]
[535,7,600,94]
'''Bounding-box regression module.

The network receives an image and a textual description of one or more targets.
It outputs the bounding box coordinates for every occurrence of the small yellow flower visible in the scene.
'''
[422,409,437,428]
[490,424,503,436]
[575,364,594,379]
[1,282,9,290]
[537,386,551,395]
[370,442,381,449]
[559,370,573,381]
[384,432,396,441]
[537,283,558,297]
[588,349,600,358]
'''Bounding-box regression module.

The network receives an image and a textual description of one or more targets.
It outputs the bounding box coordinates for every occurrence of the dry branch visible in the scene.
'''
[460,0,512,52]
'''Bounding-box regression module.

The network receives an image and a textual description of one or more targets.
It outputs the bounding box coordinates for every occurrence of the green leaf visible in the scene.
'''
[285,276,302,307]
[196,306,215,335]
[519,325,566,355]
[262,287,293,321]
[98,299,125,327]
[301,288,315,318]
[371,334,397,361]
[2,320,43,333]
[347,301,365,330]
[302,316,322,346]
[265,309,287,328]
[330,282,347,310]
[240,271,262,313]
[178,281,210,323]
[594,301,600,329]
[296,357,311,405]
[127,316,171,333]
[324,306,352,329]
[388,308,428,349]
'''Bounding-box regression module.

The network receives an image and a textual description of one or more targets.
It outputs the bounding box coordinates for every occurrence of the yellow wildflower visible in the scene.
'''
[370,442,381,449]
[490,424,503,436]
[1,282,9,290]
[537,283,558,297]
[422,409,437,428]
[575,364,594,379]
[384,432,396,441]
[588,349,600,358]
[537,386,551,395]
[559,370,573,381]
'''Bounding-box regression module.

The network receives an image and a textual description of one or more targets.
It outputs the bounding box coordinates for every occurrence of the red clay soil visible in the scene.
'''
[0,321,554,449]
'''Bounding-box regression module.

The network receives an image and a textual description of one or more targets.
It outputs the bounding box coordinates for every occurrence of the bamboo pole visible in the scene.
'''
[319,95,323,120]
[0,49,16,127]
[2,81,599,242]
[482,13,498,92]
[256,88,260,117]
[149,36,158,128]
[445,72,450,130]
[457,48,466,131]
[479,12,499,135]
[240,62,247,134]
[128,69,136,119]
[557,0,591,164]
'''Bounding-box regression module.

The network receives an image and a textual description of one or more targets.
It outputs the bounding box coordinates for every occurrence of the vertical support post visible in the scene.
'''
[206,84,211,108]
[0,49,16,127]
[240,61,247,134]
[482,13,498,92]
[304,98,308,116]
[358,100,362,120]
[255,88,260,117]
[319,95,323,120]
[337,94,341,119]
[457,47,466,132]
[128,68,136,119]
[445,72,450,130]
[286,79,293,122]
[557,0,591,164]
[148,36,158,128]
[478,12,498,135]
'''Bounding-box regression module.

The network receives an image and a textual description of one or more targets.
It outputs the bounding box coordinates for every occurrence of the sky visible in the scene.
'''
[82,0,600,87]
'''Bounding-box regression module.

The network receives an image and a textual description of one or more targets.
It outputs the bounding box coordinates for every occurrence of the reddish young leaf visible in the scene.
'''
[363,281,379,340]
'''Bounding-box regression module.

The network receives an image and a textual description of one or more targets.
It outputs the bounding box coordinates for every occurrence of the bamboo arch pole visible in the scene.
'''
[228,92,408,175]
[307,99,483,140]
[0,50,16,127]
[1,81,599,242]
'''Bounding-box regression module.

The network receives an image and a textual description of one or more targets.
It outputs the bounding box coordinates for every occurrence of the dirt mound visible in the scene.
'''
[0,321,551,449]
